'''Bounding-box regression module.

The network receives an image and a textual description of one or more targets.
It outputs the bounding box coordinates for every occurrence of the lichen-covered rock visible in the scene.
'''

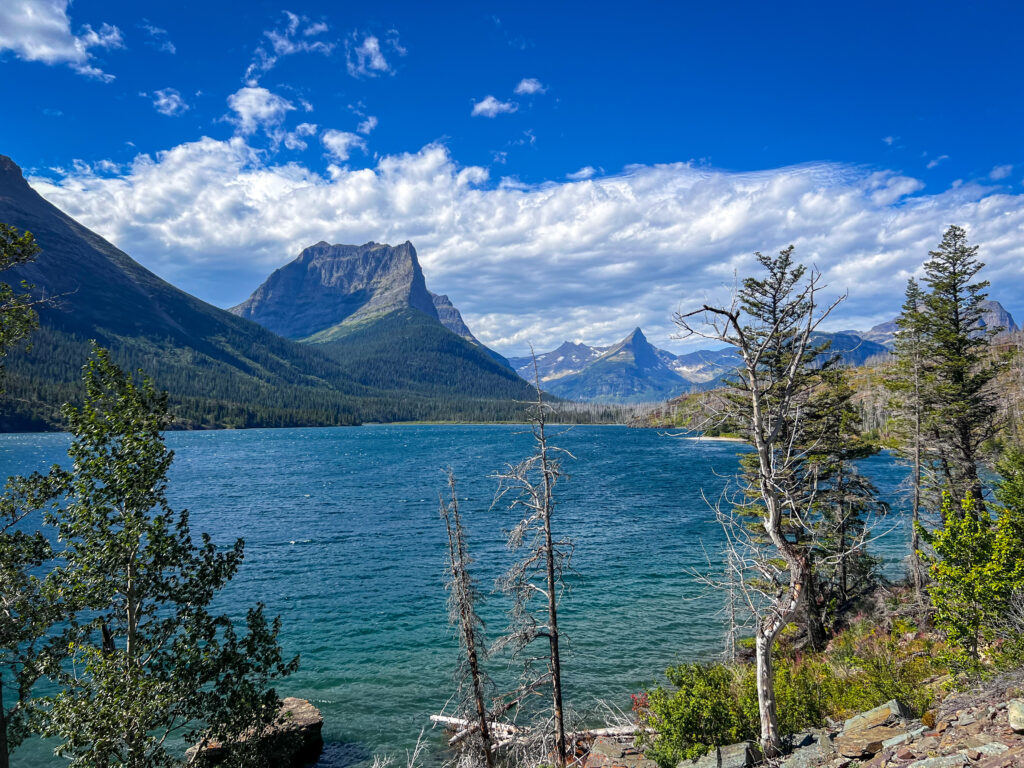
[687,741,760,768]
[835,699,912,759]
[1007,698,1024,733]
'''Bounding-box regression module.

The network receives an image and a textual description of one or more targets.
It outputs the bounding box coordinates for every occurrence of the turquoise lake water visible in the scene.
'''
[1,425,912,766]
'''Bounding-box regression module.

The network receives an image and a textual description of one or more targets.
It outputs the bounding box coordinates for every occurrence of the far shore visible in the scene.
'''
[680,435,745,442]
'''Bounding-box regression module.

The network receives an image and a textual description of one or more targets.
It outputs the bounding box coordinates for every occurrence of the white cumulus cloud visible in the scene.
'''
[472,95,518,118]
[357,115,378,134]
[346,31,404,77]
[227,86,295,135]
[245,11,333,83]
[321,129,366,161]
[514,77,546,95]
[148,88,189,116]
[140,21,175,54]
[0,0,122,80]
[283,122,318,151]
[991,164,1013,181]
[27,139,1024,356]
[567,166,597,180]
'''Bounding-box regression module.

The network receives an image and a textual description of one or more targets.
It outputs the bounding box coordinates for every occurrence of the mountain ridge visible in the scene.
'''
[0,155,536,429]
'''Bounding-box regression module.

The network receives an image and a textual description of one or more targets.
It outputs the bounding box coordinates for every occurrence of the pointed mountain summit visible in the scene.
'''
[507,340,605,382]
[544,327,693,403]
[230,241,438,340]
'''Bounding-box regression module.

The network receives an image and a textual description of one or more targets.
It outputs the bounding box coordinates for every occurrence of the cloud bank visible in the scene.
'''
[0,0,122,80]
[28,138,1024,356]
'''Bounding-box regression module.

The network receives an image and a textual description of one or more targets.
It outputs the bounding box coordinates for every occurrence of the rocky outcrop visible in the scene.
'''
[689,741,761,767]
[187,697,324,766]
[431,292,513,370]
[835,699,914,758]
[775,675,1024,767]
[230,241,438,340]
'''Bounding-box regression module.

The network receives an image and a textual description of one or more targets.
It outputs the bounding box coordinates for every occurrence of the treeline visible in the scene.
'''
[0,321,631,431]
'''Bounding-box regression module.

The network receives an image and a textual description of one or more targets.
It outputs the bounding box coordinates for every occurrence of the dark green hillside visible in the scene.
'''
[0,155,539,429]
[316,308,536,400]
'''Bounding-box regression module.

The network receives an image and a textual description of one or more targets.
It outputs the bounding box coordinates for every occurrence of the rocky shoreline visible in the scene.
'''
[584,670,1024,768]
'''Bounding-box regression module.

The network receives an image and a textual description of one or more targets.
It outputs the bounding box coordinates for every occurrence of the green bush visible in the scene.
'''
[638,663,754,766]
[639,619,946,766]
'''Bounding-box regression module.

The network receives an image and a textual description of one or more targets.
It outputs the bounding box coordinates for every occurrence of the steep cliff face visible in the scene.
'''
[230,241,438,340]
[430,292,513,369]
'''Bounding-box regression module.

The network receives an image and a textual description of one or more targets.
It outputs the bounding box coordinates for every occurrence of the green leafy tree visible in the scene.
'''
[920,454,1024,672]
[639,664,753,766]
[39,347,298,767]
[919,225,1003,513]
[0,224,40,374]
[0,223,55,768]
[0,475,65,768]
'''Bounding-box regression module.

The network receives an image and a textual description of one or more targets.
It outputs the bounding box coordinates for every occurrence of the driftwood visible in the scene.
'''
[431,715,648,750]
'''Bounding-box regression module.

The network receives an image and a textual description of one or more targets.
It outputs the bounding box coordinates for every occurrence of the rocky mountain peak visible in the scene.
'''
[229,240,438,340]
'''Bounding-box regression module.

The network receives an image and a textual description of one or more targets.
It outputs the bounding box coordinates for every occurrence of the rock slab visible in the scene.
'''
[186,697,324,766]
[1008,698,1024,733]
[835,699,911,759]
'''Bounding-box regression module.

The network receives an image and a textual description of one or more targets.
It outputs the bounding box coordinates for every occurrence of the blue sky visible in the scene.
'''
[2,0,1023,354]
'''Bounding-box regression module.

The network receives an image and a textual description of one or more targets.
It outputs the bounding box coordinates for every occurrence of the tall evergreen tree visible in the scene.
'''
[804,368,884,631]
[919,225,1003,512]
[886,278,930,600]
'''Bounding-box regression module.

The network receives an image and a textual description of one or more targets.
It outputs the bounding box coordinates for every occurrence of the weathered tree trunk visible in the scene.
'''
[910,406,926,603]
[455,520,495,767]
[539,424,567,768]
[1,675,9,768]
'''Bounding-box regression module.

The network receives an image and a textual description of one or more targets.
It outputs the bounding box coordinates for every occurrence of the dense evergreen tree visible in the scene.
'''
[885,278,931,599]
[919,225,1003,512]
[803,368,884,633]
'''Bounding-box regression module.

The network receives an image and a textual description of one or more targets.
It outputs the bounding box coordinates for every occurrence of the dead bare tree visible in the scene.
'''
[440,471,495,768]
[492,366,575,768]
[674,246,844,758]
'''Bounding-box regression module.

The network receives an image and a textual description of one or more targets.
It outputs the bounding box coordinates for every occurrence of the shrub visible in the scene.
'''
[637,663,754,766]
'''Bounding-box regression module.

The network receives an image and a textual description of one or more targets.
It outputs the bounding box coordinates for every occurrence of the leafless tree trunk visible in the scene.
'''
[440,472,495,768]
[493,360,574,768]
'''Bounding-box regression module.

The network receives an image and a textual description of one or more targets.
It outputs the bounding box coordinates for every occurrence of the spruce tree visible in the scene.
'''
[919,225,1003,512]
[885,278,930,599]
[804,368,883,629]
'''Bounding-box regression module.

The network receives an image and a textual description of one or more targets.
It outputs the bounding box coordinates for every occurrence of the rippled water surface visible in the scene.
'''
[2,425,912,766]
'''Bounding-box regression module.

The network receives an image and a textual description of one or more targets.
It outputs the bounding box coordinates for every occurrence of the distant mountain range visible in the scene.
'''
[508,302,1017,404]
[1,150,1018,421]
[0,155,535,429]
